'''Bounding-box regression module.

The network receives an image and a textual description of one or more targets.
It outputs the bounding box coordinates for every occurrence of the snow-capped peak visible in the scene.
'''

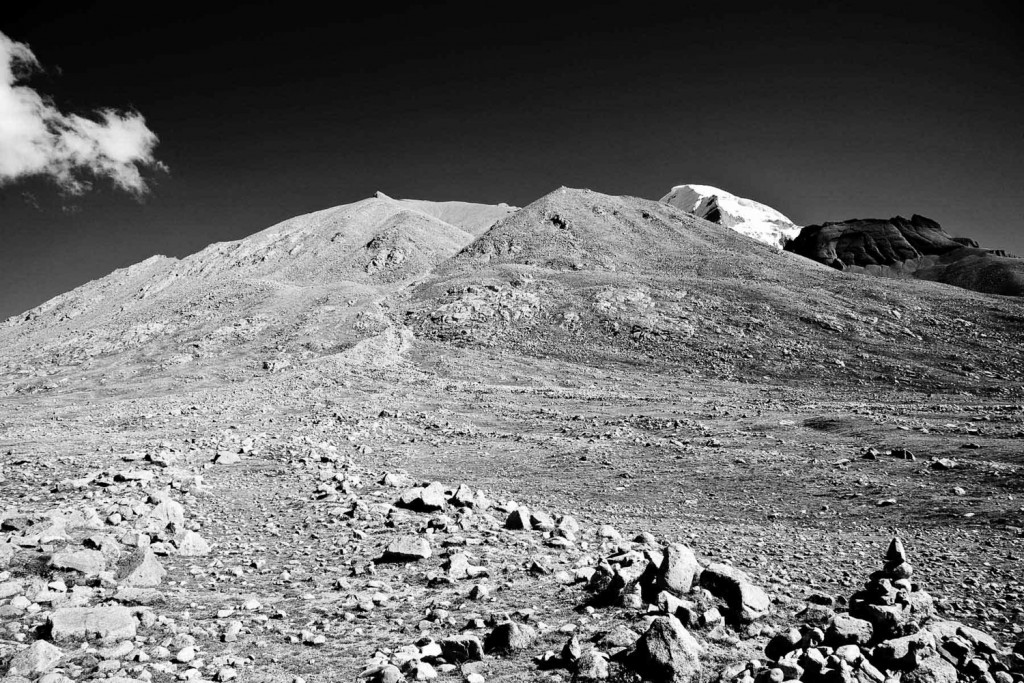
[660,183,800,248]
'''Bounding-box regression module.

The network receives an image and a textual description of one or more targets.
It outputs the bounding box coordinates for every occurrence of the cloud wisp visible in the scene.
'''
[0,31,164,196]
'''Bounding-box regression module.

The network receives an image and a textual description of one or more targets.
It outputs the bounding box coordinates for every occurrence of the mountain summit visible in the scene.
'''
[660,184,799,248]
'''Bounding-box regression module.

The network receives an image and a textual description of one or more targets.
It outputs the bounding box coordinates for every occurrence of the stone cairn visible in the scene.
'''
[725,536,1024,683]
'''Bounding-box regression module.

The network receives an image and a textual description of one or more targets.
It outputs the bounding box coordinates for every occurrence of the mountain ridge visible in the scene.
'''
[787,214,1024,296]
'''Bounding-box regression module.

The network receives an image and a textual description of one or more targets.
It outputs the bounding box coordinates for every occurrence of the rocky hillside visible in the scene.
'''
[0,194,515,396]
[408,188,1024,393]
[785,215,1024,297]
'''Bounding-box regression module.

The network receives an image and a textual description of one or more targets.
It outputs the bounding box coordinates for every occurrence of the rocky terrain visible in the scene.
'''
[1,186,1022,682]
[785,215,1024,297]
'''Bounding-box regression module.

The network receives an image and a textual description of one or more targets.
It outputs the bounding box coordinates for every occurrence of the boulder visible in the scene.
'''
[903,654,958,683]
[214,451,240,464]
[505,507,531,530]
[658,544,700,595]
[0,542,15,568]
[440,635,484,663]
[443,552,487,579]
[397,483,447,512]
[873,631,936,670]
[6,640,64,677]
[117,547,167,586]
[826,615,874,646]
[699,562,770,622]
[381,536,430,562]
[144,499,185,532]
[173,529,212,556]
[625,616,702,683]
[484,621,537,655]
[575,649,610,681]
[48,606,137,642]
[49,548,107,576]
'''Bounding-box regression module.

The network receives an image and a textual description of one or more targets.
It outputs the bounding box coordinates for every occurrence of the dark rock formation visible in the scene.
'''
[786,215,1024,296]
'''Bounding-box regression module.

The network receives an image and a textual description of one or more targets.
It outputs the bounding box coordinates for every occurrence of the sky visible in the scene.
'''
[0,1,1022,319]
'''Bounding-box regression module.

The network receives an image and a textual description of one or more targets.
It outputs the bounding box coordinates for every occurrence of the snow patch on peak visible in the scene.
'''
[661,184,800,248]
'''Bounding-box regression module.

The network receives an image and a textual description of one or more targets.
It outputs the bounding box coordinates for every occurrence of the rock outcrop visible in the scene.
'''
[786,214,1024,296]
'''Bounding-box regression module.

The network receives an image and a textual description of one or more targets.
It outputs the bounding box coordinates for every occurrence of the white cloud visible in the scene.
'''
[0,31,164,195]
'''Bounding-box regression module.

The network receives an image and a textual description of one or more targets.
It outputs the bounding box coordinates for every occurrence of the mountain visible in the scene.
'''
[786,214,1024,296]
[406,188,1023,391]
[660,183,800,248]
[0,193,515,394]
[3,187,1023,401]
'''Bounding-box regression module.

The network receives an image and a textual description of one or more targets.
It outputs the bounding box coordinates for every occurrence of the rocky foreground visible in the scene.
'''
[2,427,1022,683]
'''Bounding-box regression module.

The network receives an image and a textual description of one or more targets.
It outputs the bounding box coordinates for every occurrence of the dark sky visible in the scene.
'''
[1,1,1022,319]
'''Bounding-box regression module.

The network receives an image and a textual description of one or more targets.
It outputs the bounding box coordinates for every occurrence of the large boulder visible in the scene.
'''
[625,616,702,683]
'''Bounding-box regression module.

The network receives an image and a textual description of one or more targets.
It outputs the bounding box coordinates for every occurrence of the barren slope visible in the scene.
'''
[407,188,1024,393]
[0,194,513,397]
